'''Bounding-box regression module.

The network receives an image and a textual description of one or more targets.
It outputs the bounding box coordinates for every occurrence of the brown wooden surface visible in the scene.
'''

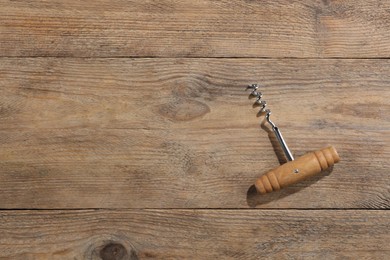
[1,0,390,58]
[0,210,389,259]
[0,58,389,209]
[1,0,389,259]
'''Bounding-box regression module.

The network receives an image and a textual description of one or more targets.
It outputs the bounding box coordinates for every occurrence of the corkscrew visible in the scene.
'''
[246,84,340,195]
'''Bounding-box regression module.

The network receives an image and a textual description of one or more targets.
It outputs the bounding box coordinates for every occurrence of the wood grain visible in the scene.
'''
[1,0,390,58]
[1,1,389,258]
[0,209,388,259]
[0,58,389,209]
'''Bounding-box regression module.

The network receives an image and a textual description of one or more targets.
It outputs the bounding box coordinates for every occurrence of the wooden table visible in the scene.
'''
[1,1,389,259]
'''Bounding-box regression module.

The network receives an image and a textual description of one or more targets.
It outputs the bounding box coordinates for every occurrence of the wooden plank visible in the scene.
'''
[0,58,389,209]
[0,209,388,259]
[1,0,390,58]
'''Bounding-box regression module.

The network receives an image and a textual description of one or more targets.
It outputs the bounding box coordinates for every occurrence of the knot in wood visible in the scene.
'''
[99,242,137,260]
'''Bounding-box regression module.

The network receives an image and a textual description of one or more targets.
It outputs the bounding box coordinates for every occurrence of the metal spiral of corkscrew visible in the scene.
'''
[246,84,295,161]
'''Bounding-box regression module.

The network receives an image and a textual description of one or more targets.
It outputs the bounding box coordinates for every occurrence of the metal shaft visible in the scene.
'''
[272,126,294,161]
[266,112,294,161]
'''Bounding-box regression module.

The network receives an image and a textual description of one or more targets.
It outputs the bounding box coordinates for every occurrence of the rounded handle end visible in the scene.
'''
[314,146,340,171]
[255,171,280,195]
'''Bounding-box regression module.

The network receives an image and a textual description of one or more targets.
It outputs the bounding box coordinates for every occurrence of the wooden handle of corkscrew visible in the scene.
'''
[255,146,340,194]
